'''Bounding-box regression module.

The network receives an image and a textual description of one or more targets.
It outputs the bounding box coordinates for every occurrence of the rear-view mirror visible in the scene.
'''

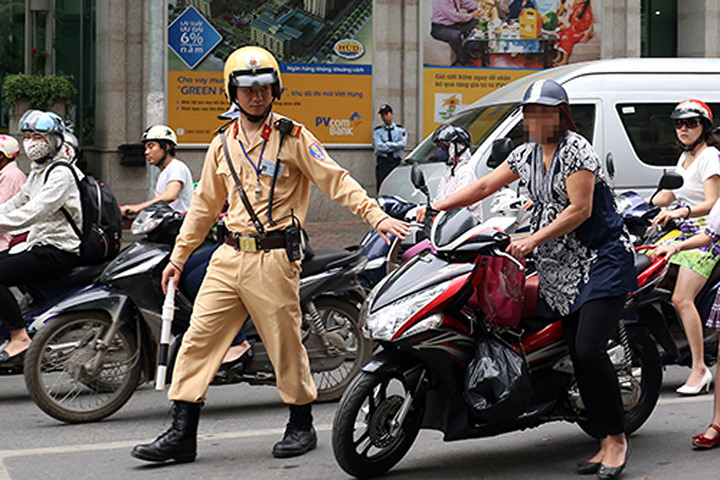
[488,138,514,169]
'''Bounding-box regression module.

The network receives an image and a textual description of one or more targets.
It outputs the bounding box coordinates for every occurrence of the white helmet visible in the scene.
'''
[0,135,20,159]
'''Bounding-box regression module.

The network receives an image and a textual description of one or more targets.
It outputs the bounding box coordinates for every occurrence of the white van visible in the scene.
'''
[381,58,720,213]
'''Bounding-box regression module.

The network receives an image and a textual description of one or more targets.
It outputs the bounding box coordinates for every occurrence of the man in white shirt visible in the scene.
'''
[120,125,194,215]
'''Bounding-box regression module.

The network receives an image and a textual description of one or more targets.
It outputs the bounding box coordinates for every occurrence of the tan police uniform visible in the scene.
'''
[167,112,387,405]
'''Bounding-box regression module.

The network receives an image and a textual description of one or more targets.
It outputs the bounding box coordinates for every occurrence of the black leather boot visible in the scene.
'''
[131,401,201,463]
[272,403,317,458]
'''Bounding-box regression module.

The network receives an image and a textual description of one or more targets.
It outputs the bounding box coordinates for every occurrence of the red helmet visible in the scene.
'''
[670,99,713,123]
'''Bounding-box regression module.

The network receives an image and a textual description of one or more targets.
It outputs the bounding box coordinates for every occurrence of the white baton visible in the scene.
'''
[155,275,176,391]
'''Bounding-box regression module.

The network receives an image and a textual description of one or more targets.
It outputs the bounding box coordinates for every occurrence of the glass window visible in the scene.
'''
[615,103,720,167]
[407,103,596,164]
[407,103,517,164]
[0,0,26,131]
[55,0,96,146]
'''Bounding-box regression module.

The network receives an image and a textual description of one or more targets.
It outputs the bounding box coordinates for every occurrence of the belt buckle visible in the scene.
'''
[239,236,257,252]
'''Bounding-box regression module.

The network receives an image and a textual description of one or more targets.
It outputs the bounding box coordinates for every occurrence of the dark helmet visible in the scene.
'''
[433,125,472,166]
[522,79,568,106]
[670,99,713,122]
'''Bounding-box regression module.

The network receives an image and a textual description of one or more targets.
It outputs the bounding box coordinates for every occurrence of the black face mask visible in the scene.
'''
[437,147,449,164]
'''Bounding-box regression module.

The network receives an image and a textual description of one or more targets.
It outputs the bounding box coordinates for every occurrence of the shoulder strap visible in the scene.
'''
[42,161,82,240]
[220,132,265,236]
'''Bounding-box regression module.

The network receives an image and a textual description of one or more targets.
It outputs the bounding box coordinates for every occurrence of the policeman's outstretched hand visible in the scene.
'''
[161,261,183,294]
[376,217,410,245]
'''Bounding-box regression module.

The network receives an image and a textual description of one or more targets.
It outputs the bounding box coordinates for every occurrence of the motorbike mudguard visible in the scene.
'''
[625,300,679,356]
[27,285,133,334]
[362,348,421,377]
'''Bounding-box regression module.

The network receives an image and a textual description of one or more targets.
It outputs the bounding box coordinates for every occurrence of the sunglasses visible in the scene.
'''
[673,118,702,129]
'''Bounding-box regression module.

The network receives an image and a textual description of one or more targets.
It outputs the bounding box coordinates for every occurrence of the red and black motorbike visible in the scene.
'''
[331,168,677,478]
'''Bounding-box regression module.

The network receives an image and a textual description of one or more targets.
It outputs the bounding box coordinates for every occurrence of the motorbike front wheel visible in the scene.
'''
[332,370,424,478]
[24,312,142,423]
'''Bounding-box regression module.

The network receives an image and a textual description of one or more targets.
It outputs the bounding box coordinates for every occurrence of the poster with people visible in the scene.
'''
[421,0,600,136]
[167,0,373,145]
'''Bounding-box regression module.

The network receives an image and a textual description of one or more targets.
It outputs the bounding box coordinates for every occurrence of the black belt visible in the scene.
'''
[224,230,286,252]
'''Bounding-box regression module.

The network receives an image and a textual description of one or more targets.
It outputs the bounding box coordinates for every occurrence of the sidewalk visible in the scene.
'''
[304,220,369,251]
[121,220,370,252]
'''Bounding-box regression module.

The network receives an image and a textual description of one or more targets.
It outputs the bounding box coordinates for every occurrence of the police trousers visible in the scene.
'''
[168,243,317,405]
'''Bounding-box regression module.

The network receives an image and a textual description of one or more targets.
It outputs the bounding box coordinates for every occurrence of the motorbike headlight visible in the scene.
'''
[362,280,452,341]
[131,209,163,235]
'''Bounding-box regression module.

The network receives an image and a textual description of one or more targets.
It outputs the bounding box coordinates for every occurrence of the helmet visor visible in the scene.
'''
[229,68,278,88]
[19,110,63,135]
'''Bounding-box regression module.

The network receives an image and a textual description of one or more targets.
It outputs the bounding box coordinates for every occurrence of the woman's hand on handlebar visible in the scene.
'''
[506,235,538,260]
[651,208,686,227]
[161,261,183,294]
[649,243,678,261]
[416,205,439,223]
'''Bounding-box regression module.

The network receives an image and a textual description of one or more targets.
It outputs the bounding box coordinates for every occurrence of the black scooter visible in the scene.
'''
[23,203,372,423]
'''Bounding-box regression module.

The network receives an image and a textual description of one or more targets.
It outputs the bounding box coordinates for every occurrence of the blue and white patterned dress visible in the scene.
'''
[507,131,638,317]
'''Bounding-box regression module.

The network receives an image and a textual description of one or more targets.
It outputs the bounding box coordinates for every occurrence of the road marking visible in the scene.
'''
[657,395,713,405]
[0,424,332,460]
[0,459,9,480]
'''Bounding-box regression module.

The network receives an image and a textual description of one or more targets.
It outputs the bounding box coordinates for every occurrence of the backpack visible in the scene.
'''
[44,161,123,264]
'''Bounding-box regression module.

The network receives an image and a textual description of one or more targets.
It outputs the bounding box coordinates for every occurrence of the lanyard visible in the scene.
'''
[239,137,268,178]
[237,114,272,199]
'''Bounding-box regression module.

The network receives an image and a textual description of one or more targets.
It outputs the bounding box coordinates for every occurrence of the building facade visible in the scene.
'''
[2,0,720,222]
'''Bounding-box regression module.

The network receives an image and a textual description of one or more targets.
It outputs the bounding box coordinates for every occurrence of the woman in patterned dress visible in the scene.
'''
[649,99,720,395]
[419,79,636,479]
[651,199,720,449]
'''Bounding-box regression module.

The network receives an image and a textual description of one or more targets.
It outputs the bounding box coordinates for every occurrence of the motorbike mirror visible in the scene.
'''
[488,138,514,169]
[649,171,684,205]
[411,164,431,201]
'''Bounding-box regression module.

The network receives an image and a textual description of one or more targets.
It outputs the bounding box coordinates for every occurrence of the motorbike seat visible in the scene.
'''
[301,245,365,278]
[520,275,539,319]
[635,252,652,275]
[59,262,108,286]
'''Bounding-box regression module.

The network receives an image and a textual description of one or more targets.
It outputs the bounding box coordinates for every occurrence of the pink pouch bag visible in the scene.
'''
[475,256,525,328]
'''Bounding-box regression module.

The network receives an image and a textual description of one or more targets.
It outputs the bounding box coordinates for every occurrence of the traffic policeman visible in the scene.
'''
[131,46,409,464]
[373,104,407,188]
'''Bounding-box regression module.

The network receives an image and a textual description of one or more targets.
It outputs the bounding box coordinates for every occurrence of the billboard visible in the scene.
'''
[421,0,600,136]
[168,0,373,145]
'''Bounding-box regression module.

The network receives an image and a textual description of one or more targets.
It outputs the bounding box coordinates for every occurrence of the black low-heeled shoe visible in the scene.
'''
[212,347,254,384]
[576,460,601,475]
[0,348,26,366]
[597,440,631,480]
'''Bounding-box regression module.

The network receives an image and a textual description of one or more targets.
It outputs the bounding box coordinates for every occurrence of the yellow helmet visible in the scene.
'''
[223,46,282,104]
[141,124,178,146]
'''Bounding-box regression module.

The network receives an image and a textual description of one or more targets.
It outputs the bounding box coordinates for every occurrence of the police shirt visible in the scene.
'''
[171,113,387,264]
[373,122,407,159]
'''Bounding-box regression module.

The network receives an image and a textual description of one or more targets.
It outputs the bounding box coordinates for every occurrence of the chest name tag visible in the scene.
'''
[260,160,284,177]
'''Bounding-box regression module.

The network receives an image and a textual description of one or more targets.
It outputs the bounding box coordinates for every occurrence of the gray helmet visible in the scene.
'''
[522,79,568,106]
[18,109,66,155]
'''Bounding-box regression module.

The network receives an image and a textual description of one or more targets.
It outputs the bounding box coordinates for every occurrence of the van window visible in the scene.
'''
[407,103,596,165]
[616,103,720,167]
[407,103,516,164]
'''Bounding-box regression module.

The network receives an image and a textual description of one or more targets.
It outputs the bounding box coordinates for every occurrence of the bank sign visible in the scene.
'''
[168,6,222,70]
